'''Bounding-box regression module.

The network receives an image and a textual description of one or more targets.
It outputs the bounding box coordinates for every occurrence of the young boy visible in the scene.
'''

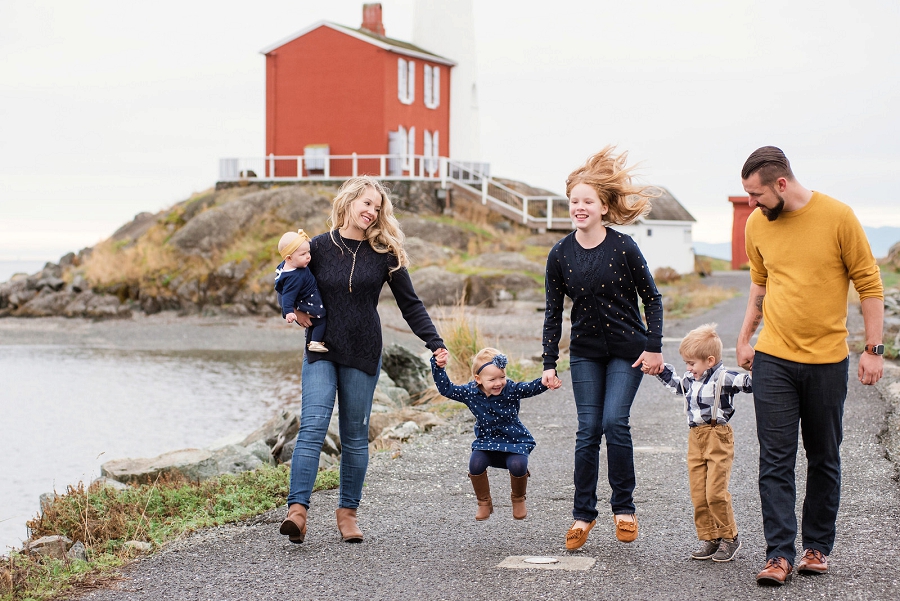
[275,229,327,353]
[645,323,752,562]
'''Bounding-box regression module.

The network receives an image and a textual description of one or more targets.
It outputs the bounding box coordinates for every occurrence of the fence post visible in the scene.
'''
[547,197,553,230]
[352,153,358,177]
[380,155,386,177]
[522,197,529,224]
[268,154,275,178]
[482,177,488,205]
[440,158,447,189]
[324,154,330,179]
[297,157,302,178]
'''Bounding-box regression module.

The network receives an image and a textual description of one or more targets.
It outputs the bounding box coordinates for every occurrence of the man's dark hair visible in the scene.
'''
[741,146,794,185]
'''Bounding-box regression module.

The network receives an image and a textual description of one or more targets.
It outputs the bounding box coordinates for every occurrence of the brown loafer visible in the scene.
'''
[797,548,828,574]
[279,503,307,544]
[613,514,638,543]
[756,557,793,586]
[565,520,596,551]
[336,507,364,543]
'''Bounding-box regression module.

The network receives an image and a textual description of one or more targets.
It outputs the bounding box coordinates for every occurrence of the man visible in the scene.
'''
[736,146,884,586]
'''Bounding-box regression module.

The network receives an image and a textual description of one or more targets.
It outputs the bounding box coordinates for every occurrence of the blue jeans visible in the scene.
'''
[569,355,643,520]
[753,351,847,564]
[287,355,380,509]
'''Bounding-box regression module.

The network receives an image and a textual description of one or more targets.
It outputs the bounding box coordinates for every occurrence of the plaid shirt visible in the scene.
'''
[656,362,752,427]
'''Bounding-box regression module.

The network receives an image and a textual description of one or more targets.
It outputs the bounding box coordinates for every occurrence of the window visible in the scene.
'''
[424,65,440,109]
[683,228,692,243]
[388,127,406,175]
[398,58,415,104]
[646,229,653,237]
[424,130,440,175]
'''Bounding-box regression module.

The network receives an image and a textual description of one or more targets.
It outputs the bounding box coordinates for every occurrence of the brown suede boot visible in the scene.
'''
[335,507,363,543]
[510,471,529,520]
[279,503,307,544]
[468,472,493,521]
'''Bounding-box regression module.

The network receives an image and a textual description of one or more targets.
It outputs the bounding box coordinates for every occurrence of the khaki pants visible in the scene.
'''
[687,424,738,540]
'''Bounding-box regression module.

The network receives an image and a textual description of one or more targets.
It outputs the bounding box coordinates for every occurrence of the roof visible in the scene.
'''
[645,187,696,222]
[259,21,457,67]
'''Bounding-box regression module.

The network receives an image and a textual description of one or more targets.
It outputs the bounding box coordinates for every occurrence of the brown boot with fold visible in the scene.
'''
[279,503,307,544]
[468,472,493,520]
[510,471,529,520]
[335,507,364,543]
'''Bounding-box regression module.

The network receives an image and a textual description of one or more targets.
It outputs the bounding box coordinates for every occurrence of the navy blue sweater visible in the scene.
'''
[543,230,663,370]
[307,232,444,375]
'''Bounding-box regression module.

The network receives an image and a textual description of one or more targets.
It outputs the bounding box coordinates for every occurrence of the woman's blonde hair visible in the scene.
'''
[566,146,658,225]
[328,176,408,273]
[471,347,505,378]
[679,323,723,363]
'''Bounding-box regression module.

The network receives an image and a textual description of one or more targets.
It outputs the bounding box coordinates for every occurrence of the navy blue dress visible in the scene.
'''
[431,357,547,455]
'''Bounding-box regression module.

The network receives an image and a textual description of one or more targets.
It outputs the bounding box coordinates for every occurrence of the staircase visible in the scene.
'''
[442,160,571,232]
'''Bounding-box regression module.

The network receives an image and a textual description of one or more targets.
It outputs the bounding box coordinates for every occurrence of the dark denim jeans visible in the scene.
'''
[287,355,380,510]
[753,351,848,564]
[569,355,643,520]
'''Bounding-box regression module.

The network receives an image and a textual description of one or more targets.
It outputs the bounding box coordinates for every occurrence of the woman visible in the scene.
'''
[541,147,664,550]
[279,176,448,544]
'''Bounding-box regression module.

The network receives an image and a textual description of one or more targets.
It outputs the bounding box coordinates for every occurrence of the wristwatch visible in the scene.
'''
[865,344,885,356]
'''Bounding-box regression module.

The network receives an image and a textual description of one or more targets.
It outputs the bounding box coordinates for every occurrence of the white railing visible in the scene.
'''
[442,160,571,231]
[219,153,480,181]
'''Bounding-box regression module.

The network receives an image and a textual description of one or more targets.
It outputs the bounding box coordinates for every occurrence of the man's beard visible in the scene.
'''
[760,192,785,221]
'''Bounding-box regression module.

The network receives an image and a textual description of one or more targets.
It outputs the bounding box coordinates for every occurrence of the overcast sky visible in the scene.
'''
[2,0,898,262]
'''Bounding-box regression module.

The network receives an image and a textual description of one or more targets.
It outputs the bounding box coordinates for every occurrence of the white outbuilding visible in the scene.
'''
[615,187,696,275]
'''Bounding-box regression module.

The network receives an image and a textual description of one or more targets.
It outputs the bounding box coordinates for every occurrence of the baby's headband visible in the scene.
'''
[280,229,312,260]
[476,353,508,375]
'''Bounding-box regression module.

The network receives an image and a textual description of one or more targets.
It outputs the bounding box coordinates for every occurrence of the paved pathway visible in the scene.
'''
[82,272,900,600]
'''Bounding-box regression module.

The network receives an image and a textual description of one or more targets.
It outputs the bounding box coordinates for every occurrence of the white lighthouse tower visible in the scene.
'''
[412,0,482,162]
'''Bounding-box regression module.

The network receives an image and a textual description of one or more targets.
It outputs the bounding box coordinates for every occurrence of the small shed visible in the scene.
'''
[616,187,697,275]
[729,195,752,269]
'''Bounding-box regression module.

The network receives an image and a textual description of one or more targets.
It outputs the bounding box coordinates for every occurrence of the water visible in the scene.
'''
[0,345,302,552]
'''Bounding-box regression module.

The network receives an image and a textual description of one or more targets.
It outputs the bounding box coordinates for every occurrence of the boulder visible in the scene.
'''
[368,407,446,442]
[39,492,59,513]
[382,344,431,397]
[111,211,159,244]
[27,535,72,560]
[123,541,153,554]
[405,236,456,266]
[101,448,219,484]
[67,541,88,562]
[266,412,301,464]
[464,252,544,274]
[400,217,473,251]
[16,289,76,316]
[381,420,421,441]
[409,267,466,307]
[90,476,129,491]
[211,444,264,475]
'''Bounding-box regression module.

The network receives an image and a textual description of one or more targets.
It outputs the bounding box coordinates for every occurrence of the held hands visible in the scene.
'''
[542,369,562,390]
[285,312,297,324]
[634,351,663,376]
[736,343,755,372]
[433,347,450,368]
[293,312,313,328]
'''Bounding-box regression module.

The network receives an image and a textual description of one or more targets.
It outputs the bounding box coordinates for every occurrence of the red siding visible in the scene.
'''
[264,24,452,177]
[729,196,754,270]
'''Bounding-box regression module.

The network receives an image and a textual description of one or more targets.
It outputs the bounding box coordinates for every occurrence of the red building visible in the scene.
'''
[729,195,753,270]
[260,4,454,178]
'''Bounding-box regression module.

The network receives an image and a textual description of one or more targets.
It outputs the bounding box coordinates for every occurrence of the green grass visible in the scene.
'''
[2,466,338,601]
[882,268,900,290]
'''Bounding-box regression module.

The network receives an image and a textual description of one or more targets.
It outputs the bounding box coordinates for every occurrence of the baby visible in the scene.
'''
[275,229,327,353]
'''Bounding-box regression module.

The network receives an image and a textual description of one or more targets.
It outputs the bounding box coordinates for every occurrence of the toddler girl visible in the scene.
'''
[431,347,550,520]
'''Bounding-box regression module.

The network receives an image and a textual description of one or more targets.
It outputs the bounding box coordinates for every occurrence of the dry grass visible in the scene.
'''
[434,296,485,383]
[82,225,189,288]
[660,276,739,319]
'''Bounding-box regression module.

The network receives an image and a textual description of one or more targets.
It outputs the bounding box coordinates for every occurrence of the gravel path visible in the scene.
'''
[75,272,900,600]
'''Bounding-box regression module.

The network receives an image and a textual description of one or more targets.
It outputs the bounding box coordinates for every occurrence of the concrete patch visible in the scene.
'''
[497,556,596,571]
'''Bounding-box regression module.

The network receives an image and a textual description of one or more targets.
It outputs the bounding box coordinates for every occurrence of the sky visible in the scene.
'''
[2,0,899,262]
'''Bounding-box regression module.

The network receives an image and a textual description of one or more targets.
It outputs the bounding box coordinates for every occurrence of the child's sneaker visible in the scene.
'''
[712,535,741,562]
[691,539,721,560]
[307,341,329,353]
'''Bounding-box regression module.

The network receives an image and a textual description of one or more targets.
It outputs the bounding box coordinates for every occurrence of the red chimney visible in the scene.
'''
[361,3,385,36]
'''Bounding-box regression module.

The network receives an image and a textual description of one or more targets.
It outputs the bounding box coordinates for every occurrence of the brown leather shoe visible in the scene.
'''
[468,472,493,521]
[797,549,828,574]
[756,557,793,586]
[565,520,596,551]
[509,472,529,520]
[335,507,363,543]
[613,514,638,543]
[279,503,307,544]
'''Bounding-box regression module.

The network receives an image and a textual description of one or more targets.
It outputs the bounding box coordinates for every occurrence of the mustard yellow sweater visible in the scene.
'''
[745,191,883,364]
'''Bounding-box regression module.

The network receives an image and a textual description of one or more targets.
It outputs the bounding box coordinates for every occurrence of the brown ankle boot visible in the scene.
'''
[510,471,529,520]
[279,503,307,544]
[468,472,493,521]
[335,507,363,543]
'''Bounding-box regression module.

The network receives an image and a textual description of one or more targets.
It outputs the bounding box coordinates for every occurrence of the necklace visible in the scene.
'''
[337,234,364,292]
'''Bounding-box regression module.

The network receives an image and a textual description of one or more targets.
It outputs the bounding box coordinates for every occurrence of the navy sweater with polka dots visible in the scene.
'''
[542,229,663,370]
[431,356,547,455]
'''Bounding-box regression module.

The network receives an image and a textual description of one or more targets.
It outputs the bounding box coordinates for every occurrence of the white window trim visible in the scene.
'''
[398,58,415,105]
[424,65,440,109]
